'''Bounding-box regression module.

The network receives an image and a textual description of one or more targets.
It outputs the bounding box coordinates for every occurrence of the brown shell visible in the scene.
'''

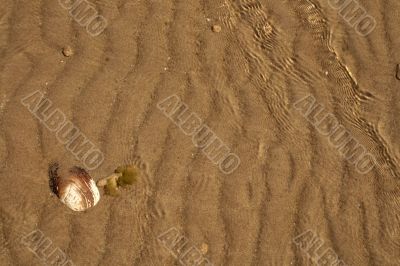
[49,163,100,211]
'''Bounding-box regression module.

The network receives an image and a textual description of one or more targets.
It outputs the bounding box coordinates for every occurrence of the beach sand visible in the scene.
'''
[0,0,400,265]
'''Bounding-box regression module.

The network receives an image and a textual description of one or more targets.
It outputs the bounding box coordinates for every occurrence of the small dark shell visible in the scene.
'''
[49,162,60,195]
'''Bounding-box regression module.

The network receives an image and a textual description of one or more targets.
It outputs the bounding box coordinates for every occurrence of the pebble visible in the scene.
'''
[212,25,222,33]
[62,46,74,57]
[200,243,208,254]
[396,64,400,80]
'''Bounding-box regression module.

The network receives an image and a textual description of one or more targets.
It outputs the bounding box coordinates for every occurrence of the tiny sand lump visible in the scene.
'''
[49,162,100,212]
[97,165,139,196]
[62,46,74,57]
[212,25,222,33]
[200,243,209,254]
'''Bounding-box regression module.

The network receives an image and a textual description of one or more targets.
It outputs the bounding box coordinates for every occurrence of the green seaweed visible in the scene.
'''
[115,165,138,186]
[100,165,139,196]
[104,177,119,196]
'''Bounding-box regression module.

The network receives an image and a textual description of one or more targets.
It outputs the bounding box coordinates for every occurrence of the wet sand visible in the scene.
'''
[1,0,400,265]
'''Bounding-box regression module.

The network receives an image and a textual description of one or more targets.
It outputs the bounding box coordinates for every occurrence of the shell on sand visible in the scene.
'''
[49,163,100,212]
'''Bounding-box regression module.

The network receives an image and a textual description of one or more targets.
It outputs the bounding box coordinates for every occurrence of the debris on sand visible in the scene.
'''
[212,25,222,33]
[97,165,139,196]
[62,46,74,57]
[200,243,209,254]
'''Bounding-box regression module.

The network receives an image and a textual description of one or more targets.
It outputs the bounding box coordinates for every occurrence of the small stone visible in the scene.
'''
[200,243,208,254]
[62,46,74,57]
[396,64,400,80]
[212,25,222,33]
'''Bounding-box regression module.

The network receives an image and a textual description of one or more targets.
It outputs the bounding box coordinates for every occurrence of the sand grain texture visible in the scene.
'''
[0,0,400,265]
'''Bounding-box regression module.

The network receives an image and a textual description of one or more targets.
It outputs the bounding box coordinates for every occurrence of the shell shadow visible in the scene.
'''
[48,162,59,196]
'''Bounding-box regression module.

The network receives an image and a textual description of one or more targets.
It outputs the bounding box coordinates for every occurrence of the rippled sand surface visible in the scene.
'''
[1,0,400,265]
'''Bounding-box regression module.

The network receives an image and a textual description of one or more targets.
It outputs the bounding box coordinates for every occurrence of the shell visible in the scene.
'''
[49,163,100,212]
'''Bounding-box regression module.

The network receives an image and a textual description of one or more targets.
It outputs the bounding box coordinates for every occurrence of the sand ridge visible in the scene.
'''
[0,0,400,265]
